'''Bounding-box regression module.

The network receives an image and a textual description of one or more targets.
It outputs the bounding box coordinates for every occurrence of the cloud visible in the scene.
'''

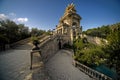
[0,14,8,20]
[9,13,16,16]
[0,13,28,23]
[14,17,28,23]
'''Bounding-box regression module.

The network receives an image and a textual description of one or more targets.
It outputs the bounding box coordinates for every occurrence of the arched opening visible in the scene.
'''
[72,22,77,28]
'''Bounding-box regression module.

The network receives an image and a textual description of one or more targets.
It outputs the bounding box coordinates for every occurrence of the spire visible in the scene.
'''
[70,2,74,7]
[67,3,75,10]
[64,3,76,16]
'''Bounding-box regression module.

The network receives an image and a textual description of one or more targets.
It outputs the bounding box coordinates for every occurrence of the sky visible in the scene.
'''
[0,0,120,31]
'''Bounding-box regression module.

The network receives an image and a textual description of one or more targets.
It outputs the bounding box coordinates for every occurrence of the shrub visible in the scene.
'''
[73,38,107,66]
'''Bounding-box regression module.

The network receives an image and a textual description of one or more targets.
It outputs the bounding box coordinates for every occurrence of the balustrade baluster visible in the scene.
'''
[75,61,112,80]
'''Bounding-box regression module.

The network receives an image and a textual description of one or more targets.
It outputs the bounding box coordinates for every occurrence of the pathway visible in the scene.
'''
[0,43,50,80]
[45,50,92,80]
[0,40,93,80]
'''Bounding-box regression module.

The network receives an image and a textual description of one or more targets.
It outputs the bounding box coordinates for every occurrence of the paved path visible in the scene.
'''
[45,50,92,80]
[0,43,32,80]
[0,43,50,80]
[0,42,93,80]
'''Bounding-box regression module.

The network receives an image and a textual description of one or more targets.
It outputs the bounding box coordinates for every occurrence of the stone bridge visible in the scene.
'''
[0,35,112,80]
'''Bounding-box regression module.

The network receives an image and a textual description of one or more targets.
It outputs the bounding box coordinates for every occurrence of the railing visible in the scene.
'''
[39,35,50,46]
[75,61,112,80]
[30,35,58,69]
[30,35,50,69]
[30,50,41,70]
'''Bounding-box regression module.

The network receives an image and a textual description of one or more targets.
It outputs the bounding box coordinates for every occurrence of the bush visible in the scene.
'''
[0,34,9,43]
[73,38,107,66]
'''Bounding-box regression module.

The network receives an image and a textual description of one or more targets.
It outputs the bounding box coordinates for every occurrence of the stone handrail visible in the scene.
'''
[75,61,112,80]
[30,35,59,69]
[39,35,58,62]
[38,35,51,47]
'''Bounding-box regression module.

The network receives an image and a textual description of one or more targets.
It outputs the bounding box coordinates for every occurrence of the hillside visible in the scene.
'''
[83,22,120,39]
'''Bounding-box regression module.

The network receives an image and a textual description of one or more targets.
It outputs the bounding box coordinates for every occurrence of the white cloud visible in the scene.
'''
[9,13,16,16]
[0,14,8,20]
[14,17,28,23]
[0,13,28,23]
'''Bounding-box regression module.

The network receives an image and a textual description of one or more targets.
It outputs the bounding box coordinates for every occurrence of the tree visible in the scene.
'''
[106,23,120,75]
[73,38,107,66]
[0,19,30,44]
[84,25,110,38]
[18,24,30,39]
[31,28,47,37]
[31,28,40,36]
[0,19,19,43]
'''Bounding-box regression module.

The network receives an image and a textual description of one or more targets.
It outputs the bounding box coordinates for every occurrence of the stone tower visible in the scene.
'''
[56,3,82,45]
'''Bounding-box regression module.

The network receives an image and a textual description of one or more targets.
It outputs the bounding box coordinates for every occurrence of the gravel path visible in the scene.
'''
[45,50,92,80]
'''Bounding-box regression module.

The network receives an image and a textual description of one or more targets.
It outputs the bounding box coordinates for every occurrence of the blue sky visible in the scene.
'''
[0,0,120,31]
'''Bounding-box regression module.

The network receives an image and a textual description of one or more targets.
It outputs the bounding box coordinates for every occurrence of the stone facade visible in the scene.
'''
[55,3,82,45]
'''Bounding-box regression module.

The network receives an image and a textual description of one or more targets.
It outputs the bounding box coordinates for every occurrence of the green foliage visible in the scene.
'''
[83,25,111,38]
[81,47,105,66]
[75,22,120,74]
[0,19,30,44]
[45,29,52,35]
[18,24,30,39]
[73,38,96,51]
[107,23,120,46]
[73,38,84,50]
[31,36,38,41]
[73,38,107,66]
[31,28,47,37]
[0,34,9,43]
[104,23,120,74]
[31,36,40,46]
[0,19,46,45]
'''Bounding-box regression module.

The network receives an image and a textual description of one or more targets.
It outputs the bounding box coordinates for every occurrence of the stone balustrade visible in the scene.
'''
[30,35,59,69]
[39,35,59,62]
[75,61,112,80]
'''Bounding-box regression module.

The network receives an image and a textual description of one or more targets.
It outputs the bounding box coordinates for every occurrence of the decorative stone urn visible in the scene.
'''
[32,39,40,50]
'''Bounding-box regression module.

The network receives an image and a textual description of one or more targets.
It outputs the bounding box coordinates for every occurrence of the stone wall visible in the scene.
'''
[39,36,59,63]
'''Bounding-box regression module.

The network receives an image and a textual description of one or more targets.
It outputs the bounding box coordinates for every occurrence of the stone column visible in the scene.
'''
[62,27,64,34]
[70,27,73,45]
